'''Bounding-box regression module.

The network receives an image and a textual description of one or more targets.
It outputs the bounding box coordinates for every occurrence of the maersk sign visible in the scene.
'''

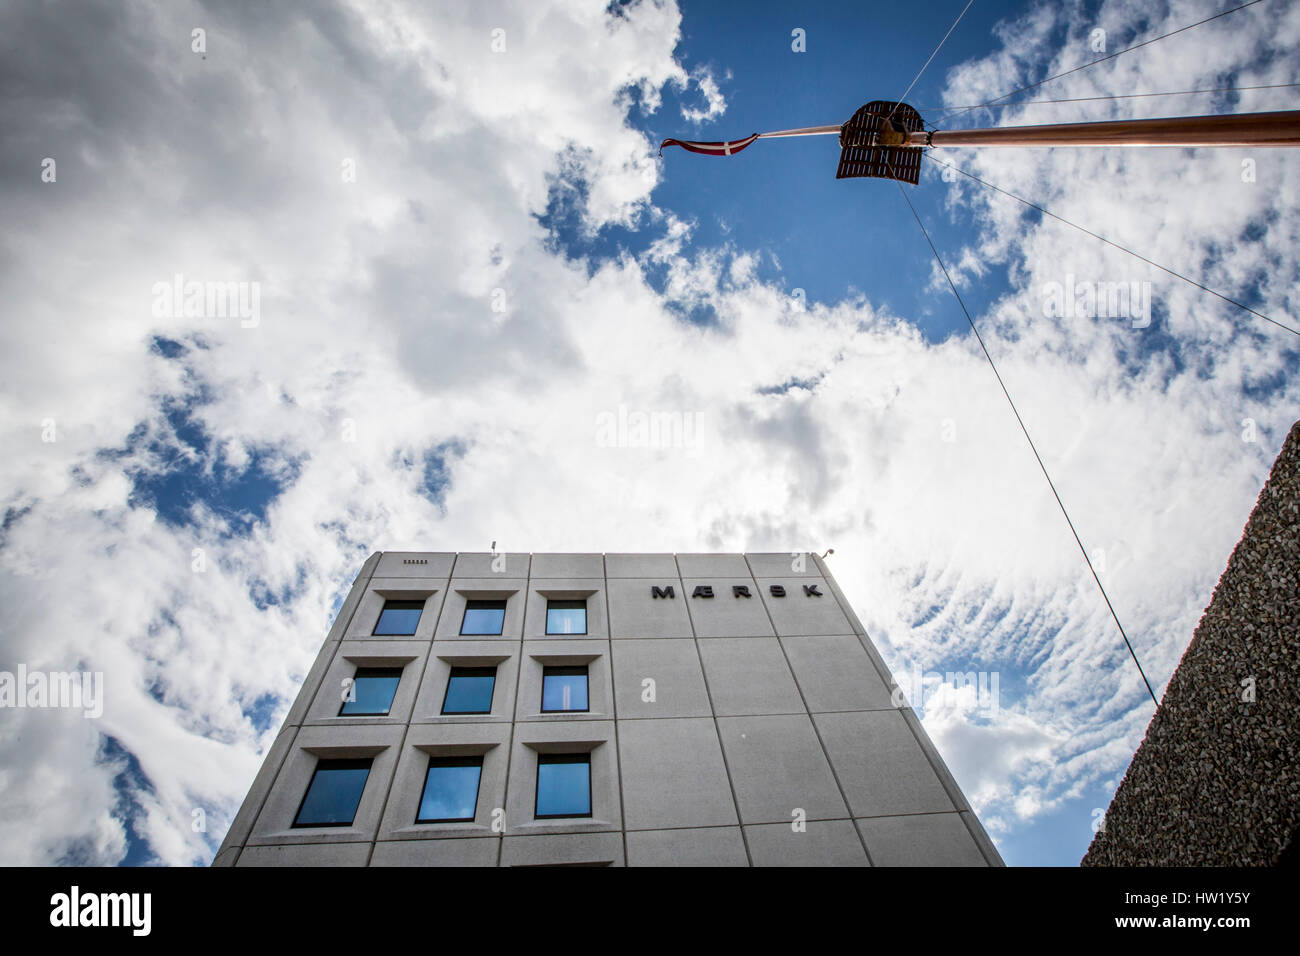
[652,583,823,598]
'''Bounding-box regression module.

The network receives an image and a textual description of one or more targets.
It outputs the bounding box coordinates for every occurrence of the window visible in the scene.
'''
[535,753,592,819]
[416,755,483,823]
[293,758,372,827]
[339,667,402,716]
[460,599,507,636]
[545,599,587,635]
[541,665,589,713]
[373,599,424,636]
[441,666,497,715]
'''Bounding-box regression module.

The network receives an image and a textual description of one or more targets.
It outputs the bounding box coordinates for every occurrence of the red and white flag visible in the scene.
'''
[659,133,760,157]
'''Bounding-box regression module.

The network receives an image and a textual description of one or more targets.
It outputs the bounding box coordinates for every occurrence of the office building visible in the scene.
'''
[213,551,1002,866]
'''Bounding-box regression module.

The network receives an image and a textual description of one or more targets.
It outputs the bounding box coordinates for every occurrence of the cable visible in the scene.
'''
[950,0,1266,121]
[889,172,1161,706]
[923,81,1300,114]
[889,0,975,123]
[922,152,1300,337]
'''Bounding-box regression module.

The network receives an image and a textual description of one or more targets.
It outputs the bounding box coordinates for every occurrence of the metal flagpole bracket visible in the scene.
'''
[836,101,926,183]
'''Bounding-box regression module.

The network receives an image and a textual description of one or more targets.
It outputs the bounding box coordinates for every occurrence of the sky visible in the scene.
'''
[1,0,1297,867]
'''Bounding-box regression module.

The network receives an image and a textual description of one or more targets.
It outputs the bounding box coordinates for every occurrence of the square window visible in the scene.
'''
[339,667,403,716]
[535,753,592,819]
[541,666,589,713]
[545,599,587,635]
[293,758,372,828]
[416,755,483,823]
[441,666,497,715]
[461,599,506,636]
[373,599,424,636]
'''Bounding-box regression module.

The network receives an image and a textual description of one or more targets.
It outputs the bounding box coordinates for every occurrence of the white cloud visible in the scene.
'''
[678,66,727,124]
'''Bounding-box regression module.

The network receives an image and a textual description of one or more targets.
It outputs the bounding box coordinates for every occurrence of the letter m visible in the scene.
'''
[651,585,675,599]
[1100,281,1127,317]
[48,672,80,709]
[101,893,130,926]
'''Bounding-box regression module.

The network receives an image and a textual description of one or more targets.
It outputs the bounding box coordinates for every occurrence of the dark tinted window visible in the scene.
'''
[535,753,591,818]
[416,756,483,823]
[541,665,589,712]
[461,599,506,635]
[339,667,402,716]
[441,666,497,714]
[293,758,372,827]
[373,599,424,635]
[545,599,587,635]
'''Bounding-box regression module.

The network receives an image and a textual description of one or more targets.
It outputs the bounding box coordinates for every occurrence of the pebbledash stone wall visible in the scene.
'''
[1083,419,1300,866]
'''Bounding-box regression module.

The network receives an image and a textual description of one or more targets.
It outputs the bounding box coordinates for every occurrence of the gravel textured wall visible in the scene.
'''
[1083,419,1300,866]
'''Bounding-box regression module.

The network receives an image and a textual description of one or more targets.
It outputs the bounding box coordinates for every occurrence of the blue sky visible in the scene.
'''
[552,0,1027,341]
[1,0,1297,867]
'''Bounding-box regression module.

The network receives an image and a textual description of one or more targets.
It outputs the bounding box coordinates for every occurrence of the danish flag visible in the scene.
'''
[659,133,761,157]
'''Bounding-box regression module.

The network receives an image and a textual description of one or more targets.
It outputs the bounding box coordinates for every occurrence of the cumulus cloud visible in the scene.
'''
[0,0,696,865]
[678,66,727,124]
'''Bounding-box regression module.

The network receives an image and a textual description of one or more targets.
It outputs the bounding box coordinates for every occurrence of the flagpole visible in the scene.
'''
[912,109,1300,148]
[661,108,1300,162]
[756,125,842,139]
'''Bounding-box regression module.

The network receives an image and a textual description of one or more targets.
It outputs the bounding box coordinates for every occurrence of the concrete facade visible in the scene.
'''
[1083,419,1300,866]
[214,552,1003,867]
